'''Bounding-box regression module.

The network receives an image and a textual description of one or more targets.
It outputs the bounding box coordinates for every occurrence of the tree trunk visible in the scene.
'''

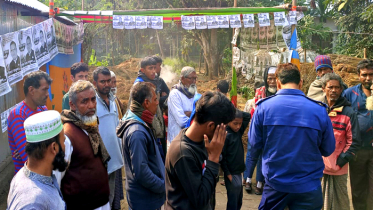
[210,29,218,77]
[156,30,165,58]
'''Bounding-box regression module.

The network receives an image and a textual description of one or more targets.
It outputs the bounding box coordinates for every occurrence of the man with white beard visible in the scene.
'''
[60,80,111,210]
[167,66,198,144]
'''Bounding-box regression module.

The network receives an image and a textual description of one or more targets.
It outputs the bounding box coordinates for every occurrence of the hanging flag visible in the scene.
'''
[289,28,300,70]
[230,66,237,107]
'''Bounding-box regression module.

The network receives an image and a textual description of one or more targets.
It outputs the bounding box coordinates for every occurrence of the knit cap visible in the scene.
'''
[314,55,333,72]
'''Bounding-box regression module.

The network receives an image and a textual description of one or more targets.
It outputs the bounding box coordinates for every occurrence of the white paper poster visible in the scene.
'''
[113,15,124,29]
[2,32,23,85]
[206,16,219,29]
[0,37,11,96]
[195,16,207,29]
[33,23,51,66]
[136,16,147,29]
[258,13,270,27]
[44,19,58,59]
[1,109,9,133]
[181,16,195,30]
[217,15,230,28]
[282,25,301,50]
[147,16,153,28]
[19,27,38,76]
[243,14,255,28]
[123,16,136,29]
[274,12,286,26]
[289,11,297,25]
[229,15,241,28]
[64,26,74,54]
[151,16,163,29]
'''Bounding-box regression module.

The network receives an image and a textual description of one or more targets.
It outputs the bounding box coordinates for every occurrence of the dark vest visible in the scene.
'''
[61,122,110,210]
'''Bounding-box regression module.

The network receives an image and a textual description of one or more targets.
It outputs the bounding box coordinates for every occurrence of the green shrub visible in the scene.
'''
[163,58,197,73]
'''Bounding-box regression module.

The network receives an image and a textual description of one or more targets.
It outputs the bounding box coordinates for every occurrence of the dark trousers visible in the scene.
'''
[224,174,243,210]
[350,149,373,210]
[259,183,322,210]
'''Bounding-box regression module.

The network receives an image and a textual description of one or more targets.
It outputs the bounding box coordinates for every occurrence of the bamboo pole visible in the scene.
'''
[49,0,54,18]
[364,48,367,59]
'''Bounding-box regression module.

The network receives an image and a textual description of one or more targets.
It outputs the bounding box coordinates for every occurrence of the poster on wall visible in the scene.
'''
[282,25,301,49]
[64,26,74,54]
[274,12,286,26]
[44,19,58,59]
[53,19,65,54]
[258,13,270,27]
[1,109,9,133]
[243,14,255,28]
[113,15,124,29]
[124,16,136,30]
[19,27,38,76]
[181,16,195,30]
[32,23,51,67]
[2,32,23,85]
[136,16,147,29]
[151,16,163,29]
[289,11,297,25]
[217,15,229,28]
[0,37,11,96]
[206,16,219,29]
[229,15,241,28]
[195,16,207,29]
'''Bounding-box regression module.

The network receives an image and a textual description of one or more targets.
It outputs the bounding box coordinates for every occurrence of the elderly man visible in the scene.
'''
[307,55,347,101]
[60,80,111,209]
[167,66,197,143]
[249,63,335,209]
[343,59,373,210]
[7,110,67,210]
[8,71,51,173]
[165,91,236,210]
[93,67,124,208]
[110,70,125,120]
[117,82,165,210]
[318,73,361,210]
[62,62,89,110]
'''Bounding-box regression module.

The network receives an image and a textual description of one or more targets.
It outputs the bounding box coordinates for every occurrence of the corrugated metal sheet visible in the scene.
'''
[5,0,49,12]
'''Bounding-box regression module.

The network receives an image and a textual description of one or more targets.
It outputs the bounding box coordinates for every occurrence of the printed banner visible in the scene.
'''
[181,16,195,30]
[0,37,11,96]
[258,13,270,27]
[33,23,51,66]
[207,16,219,29]
[113,15,124,29]
[2,32,23,85]
[229,15,241,28]
[217,15,230,28]
[274,12,286,26]
[195,16,207,29]
[151,16,163,29]
[124,16,136,30]
[136,16,147,29]
[243,14,255,28]
[44,19,58,59]
[19,27,38,76]
[289,11,297,25]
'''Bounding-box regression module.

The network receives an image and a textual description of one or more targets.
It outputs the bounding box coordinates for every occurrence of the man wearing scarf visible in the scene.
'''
[117,82,165,210]
[60,80,111,210]
[167,66,198,143]
[133,56,166,160]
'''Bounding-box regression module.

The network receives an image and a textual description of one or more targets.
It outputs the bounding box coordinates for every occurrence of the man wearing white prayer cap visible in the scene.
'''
[7,110,67,210]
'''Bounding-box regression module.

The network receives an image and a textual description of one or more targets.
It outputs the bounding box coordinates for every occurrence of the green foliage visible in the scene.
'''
[163,58,197,73]
[88,49,111,66]
[222,48,232,73]
[238,86,254,100]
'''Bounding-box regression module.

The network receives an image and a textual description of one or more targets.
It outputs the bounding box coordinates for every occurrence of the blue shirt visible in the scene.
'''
[185,93,202,128]
[343,84,373,149]
[7,165,65,210]
[249,89,335,193]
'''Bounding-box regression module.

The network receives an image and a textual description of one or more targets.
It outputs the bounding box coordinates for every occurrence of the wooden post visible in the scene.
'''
[291,0,297,34]
[49,0,54,18]
[81,0,84,10]
[231,0,237,77]
[364,48,367,59]
[304,49,307,63]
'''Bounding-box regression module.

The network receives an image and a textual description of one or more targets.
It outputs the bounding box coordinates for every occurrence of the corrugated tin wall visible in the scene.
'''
[0,1,47,165]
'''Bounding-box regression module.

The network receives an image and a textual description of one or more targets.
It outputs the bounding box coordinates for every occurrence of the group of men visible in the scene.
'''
[5,53,373,210]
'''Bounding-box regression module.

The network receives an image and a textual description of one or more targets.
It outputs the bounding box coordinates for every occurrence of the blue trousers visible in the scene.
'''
[224,174,243,210]
[259,183,323,210]
[243,143,264,182]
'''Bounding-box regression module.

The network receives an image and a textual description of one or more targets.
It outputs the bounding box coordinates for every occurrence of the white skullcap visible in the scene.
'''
[268,67,277,74]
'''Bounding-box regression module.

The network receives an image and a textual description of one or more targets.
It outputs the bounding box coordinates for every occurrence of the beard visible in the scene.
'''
[76,109,98,127]
[111,87,117,95]
[267,87,277,94]
[52,142,68,172]
[188,84,197,95]
[363,82,373,90]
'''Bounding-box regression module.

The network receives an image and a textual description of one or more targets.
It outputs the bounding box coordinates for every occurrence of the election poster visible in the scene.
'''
[19,27,38,76]
[113,15,124,29]
[195,16,207,30]
[243,14,255,28]
[206,16,219,29]
[43,18,58,59]
[32,23,51,67]
[0,37,11,96]
[181,16,195,30]
[2,32,23,85]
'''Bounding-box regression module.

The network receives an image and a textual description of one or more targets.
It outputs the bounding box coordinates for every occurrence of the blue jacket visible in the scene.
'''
[249,89,335,193]
[343,84,373,150]
[116,110,165,210]
[185,93,202,128]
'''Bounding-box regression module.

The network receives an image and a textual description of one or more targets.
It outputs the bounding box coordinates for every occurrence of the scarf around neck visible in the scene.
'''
[61,110,111,167]
[130,100,155,125]
[172,81,195,99]
[137,70,162,93]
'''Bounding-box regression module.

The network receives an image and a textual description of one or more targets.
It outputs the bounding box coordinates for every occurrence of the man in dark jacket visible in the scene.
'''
[249,63,335,209]
[117,82,165,210]
[343,59,373,210]
[152,55,170,110]
[320,73,361,209]
[165,91,236,210]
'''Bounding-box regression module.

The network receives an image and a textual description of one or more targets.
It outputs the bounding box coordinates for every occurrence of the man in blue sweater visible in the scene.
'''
[117,82,165,210]
[249,63,335,209]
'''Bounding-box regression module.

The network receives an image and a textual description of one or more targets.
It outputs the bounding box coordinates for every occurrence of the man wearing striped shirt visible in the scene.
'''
[7,71,51,173]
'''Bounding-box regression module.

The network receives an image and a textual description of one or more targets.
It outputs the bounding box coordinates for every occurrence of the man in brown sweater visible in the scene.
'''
[60,80,111,210]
